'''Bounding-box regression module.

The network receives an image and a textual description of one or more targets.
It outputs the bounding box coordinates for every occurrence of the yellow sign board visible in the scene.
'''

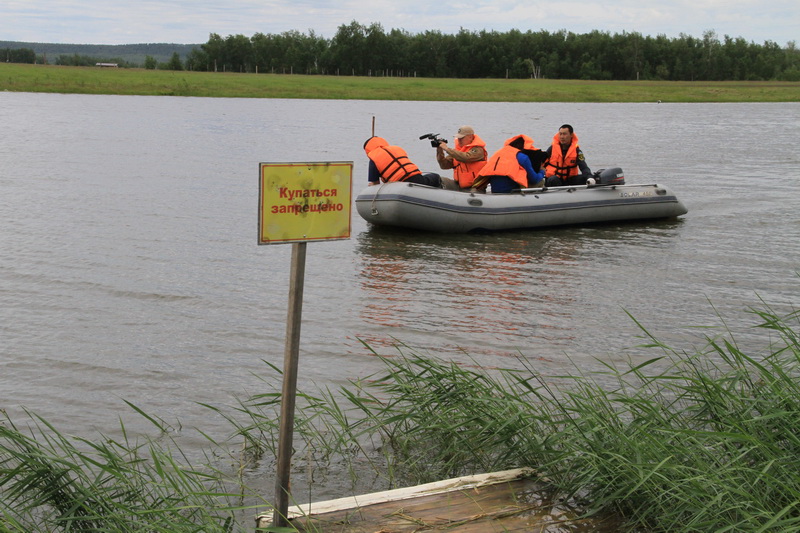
[259,161,353,245]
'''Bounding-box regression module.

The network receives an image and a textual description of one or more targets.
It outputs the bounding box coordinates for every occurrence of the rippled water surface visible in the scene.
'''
[1,92,798,500]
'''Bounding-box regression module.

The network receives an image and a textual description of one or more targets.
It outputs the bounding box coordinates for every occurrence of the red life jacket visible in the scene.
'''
[544,133,580,180]
[364,136,421,183]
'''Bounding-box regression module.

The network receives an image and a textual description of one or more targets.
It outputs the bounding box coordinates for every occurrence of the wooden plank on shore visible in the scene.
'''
[255,468,626,532]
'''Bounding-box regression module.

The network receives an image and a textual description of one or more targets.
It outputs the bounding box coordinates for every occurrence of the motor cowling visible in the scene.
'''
[595,167,625,185]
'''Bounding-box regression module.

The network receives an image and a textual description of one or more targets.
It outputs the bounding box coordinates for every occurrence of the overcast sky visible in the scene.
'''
[2,0,797,47]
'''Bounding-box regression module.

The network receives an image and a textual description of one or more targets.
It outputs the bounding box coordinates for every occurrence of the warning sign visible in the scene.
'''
[259,161,353,244]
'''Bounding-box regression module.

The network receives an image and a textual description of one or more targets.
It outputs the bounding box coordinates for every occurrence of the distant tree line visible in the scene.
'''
[0,41,197,68]
[184,22,800,81]
[2,47,186,70]
[4,23,799,81]
[51,54,133,67]
[143,52,184,70]
[2,47,37,64]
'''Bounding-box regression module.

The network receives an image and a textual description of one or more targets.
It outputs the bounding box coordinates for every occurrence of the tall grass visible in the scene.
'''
[232,302,800,531]
[0,404,272,532]
[2,299,799,531]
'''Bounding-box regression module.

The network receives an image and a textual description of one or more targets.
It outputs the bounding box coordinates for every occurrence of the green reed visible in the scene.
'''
[2,298,799,532]
[232,302,800,531]
[0,404,269,532]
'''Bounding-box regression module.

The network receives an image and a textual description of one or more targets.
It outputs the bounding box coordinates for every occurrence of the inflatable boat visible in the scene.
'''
[356,168,688,233]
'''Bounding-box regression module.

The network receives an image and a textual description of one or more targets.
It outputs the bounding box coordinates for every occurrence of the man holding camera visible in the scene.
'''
[435,125,488,190]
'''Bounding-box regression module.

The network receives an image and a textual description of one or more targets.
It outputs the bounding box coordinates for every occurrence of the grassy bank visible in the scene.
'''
[2,63,799,102]
[2,297,799,531]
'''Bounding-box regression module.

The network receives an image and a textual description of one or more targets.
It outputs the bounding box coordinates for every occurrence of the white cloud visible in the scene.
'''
[0,0,796,45]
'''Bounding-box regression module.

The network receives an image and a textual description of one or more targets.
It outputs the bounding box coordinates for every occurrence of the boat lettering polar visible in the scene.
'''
[278,187,338,201]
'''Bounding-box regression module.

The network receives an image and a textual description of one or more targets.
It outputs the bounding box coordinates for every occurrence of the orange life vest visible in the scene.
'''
[364,136,421,183]
[476,135,535,189]
[451,135,487,188]
[544,133,580,180]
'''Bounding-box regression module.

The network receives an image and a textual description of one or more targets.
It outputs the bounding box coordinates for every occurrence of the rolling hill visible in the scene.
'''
[0,41,200,66]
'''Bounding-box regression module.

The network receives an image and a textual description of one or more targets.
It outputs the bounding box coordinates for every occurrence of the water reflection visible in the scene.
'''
[353,221,687,367]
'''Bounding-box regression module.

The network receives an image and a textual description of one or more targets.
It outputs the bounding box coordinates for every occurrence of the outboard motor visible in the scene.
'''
[595,167,625,185]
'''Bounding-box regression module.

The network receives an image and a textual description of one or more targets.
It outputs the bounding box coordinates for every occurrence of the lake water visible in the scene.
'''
[1,91,799,501]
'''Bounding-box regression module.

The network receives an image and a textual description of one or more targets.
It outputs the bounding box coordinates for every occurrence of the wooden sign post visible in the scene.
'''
[258,161,353,527]
[272,240,306,527]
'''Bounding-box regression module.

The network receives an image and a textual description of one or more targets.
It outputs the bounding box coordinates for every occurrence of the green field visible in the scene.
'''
[2,63,799,102]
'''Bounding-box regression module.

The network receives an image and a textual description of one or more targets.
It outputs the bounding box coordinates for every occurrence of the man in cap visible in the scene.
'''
[435,125,488,190]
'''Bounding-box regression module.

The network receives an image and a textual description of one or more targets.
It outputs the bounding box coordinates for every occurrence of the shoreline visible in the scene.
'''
[2,63,799,102]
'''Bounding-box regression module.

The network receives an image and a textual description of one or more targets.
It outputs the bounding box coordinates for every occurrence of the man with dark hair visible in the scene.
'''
[543,124,592,187]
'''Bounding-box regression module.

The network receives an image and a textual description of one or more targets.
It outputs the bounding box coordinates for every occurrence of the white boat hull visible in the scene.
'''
[356,182,688,233]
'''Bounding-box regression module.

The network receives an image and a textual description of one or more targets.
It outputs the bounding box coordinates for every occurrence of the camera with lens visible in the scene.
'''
[419,133,446,148]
